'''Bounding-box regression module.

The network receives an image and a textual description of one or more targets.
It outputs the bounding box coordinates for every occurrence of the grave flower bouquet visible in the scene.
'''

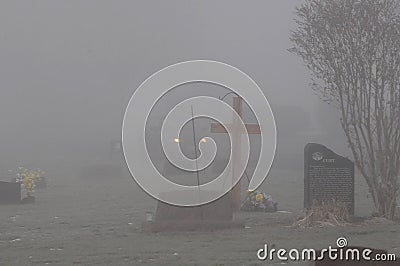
[240,190,278,212]
[16,167,44,198]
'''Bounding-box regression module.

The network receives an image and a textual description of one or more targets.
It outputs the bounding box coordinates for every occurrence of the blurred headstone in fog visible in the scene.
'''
[79,140,126,180]
[109,140,123,160]
[304,143,355,215]
[272,105,311,171]
[80,163,123,180]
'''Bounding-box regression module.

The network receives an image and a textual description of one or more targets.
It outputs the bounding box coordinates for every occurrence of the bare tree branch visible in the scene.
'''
[290,0,400,219]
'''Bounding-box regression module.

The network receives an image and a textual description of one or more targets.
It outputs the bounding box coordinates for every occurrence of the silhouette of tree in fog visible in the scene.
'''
[291,0,400,219]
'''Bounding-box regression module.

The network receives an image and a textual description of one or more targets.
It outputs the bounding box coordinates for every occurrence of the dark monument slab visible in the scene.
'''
[304,143,355,215]
[143,191,243,232]
[0,181,21,204]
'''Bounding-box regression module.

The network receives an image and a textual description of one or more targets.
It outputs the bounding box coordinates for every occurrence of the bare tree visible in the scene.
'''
[290,0,400,219]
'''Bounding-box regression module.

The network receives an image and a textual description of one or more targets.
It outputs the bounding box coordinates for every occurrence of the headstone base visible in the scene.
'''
[142,191,243,232]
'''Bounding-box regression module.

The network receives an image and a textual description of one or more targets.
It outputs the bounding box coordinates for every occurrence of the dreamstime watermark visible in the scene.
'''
[122,60,276,206]
[257,237,397,262]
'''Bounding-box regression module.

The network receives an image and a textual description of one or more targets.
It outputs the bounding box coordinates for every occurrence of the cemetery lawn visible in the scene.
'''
[0,169,399,265]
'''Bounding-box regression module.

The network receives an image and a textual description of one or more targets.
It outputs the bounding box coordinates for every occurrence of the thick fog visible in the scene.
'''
[0,1,347,180]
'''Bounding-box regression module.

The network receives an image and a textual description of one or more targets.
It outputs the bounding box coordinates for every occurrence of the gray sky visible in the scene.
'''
[0,1,343,176]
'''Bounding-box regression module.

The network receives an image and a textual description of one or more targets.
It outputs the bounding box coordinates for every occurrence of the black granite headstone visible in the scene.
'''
[304,143,355,215]
[0,181,21,204]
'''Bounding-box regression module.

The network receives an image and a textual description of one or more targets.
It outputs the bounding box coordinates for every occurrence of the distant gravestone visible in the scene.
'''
[80,163,123,180]
[0,181,21,204]
[304,143,355,215]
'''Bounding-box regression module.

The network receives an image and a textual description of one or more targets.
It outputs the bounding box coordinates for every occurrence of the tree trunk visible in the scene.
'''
[372,184,397,220]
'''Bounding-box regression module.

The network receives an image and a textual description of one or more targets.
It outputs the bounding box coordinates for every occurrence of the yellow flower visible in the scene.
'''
[255,193,264,202]
[17,167,43,194]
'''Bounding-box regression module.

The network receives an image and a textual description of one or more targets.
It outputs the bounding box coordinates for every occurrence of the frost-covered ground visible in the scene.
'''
[0,169,399,265]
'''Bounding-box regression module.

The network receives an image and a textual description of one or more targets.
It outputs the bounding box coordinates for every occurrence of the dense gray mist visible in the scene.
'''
[0,1,346,179]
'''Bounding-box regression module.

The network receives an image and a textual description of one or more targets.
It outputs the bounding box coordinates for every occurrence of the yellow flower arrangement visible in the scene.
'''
[16,167,44,196]
[255,193,264,202]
